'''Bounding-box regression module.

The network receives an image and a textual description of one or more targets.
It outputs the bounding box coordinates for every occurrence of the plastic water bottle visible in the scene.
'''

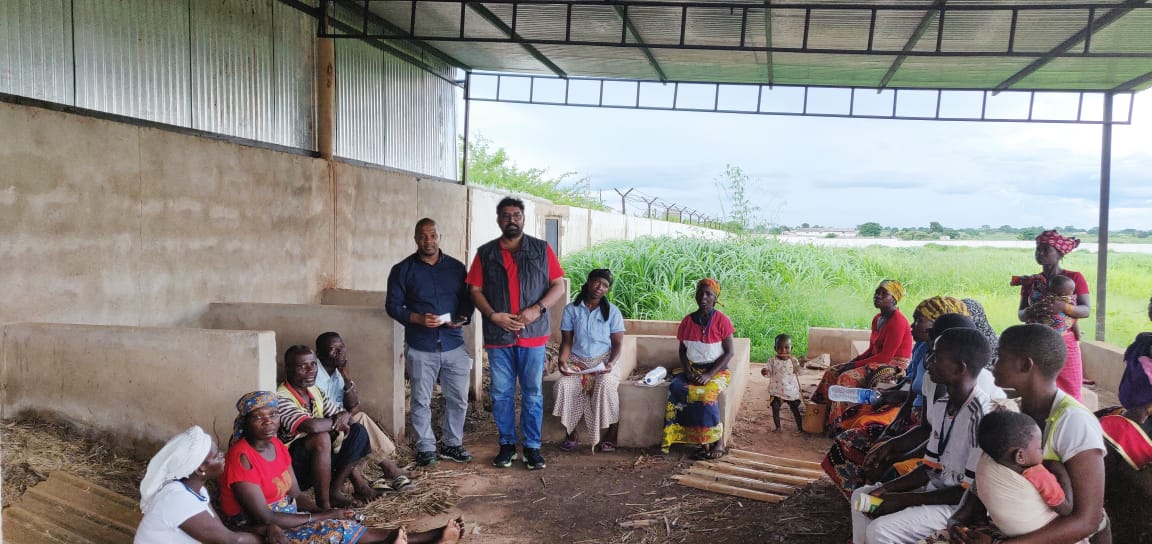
[642,366,668,385]
[828,385,876,404]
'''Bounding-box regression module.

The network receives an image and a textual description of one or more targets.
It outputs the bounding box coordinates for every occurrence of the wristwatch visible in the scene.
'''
[537,302,547,313]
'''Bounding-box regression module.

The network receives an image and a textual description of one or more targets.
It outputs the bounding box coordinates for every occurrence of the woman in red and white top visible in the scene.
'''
[660,278,736,460]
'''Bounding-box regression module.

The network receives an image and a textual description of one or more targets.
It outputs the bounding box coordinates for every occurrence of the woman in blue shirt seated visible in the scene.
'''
[553,268,627,452]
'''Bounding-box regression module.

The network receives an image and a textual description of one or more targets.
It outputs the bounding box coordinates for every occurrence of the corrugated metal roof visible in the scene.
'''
[342,0,1152,92]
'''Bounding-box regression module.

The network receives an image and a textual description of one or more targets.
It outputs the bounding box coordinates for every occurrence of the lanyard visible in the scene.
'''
[935,390,973,459]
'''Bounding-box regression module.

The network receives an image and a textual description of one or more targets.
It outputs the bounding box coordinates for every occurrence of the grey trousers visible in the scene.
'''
[407,345,473,453]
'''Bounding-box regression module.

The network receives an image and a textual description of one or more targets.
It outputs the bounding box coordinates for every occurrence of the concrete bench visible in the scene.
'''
[542,334,750,449]
[809,327,872,364]
[0,323,276,454]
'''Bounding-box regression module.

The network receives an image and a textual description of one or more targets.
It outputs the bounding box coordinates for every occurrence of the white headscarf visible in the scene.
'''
[139,426,212,513]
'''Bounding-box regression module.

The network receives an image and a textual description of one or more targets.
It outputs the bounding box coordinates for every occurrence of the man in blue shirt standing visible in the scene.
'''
[386,218,475,467]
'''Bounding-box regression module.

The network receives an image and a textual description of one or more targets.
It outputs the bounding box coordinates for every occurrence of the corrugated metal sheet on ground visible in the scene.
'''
[2,471,140,544]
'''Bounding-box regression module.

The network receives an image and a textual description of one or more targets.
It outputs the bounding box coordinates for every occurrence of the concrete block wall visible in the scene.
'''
[201,303,407,440]
[623,319,680,337]
[1081,340,1125,398]
[0,323,276,453]
[808,327,872,363]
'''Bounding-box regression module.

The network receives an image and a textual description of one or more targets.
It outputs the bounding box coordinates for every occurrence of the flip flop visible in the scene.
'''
[390,475,414,491]
[598,441,616,453]
[559,439,578,452]
[371,478,392,492]
[690,445,711,461]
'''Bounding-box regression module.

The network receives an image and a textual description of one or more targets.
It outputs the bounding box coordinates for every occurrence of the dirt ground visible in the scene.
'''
[4,361,1130,543]
[421,363,851,544]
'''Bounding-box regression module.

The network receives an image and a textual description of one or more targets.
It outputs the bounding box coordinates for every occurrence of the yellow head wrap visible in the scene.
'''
[914,296,970,321]
[878,279,905,303]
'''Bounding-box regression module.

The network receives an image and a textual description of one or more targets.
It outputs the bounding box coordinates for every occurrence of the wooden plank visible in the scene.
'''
[672,474,787,502]
[686,467,798,495]
[723,455,826,478]
[727,449,824,471]
[699,461,816,486]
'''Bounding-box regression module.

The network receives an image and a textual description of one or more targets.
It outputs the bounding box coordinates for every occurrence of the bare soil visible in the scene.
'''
[425,363,851,543]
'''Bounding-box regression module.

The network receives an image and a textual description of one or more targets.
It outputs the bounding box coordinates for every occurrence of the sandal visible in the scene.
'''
[559,439,578,452]
[371,477,392,492]
[690,445,711,460]
[390,475,414,491]
[598,441,616,453]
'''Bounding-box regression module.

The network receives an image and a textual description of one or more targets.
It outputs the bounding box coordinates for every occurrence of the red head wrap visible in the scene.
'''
[1035,230,1080,256]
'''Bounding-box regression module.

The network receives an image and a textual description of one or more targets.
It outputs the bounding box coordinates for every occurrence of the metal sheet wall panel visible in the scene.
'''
[190,0,275,142]
[336,38,388,164]
[0,0,73,104]
[73,0,191,126]
[272,0,316,149]
[336,38,457,178]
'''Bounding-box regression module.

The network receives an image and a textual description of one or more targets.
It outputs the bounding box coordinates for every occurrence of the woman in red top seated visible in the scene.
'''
[811,280,914,435]
[220,391,463,544]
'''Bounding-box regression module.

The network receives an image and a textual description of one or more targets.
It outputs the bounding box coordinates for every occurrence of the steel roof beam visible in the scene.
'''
[994,0,1148,92]
[763,3,774,85]
[612,4,667,83]
[1111,70,1152,92]
[878,0,945,90]
[466,2,568,78]
[308,0,471,71]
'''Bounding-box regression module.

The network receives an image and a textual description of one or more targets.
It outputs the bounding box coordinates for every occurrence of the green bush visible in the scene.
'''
[562,237,1152,361]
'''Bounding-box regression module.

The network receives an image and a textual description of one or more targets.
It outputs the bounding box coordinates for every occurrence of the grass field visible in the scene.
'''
[561,236,1152,361]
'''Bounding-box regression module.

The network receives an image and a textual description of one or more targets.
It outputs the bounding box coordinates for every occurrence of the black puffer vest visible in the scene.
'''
[477,234,551,345]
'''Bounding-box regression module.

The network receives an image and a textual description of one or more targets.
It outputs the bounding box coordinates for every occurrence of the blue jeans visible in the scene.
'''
[488,345,545,449]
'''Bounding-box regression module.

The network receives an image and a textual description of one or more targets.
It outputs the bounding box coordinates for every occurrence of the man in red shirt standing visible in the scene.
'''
[467,197,566,470]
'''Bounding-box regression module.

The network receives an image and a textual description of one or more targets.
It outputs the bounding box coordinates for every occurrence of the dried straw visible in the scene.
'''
[357,468,472,529]
[1,418,146,507]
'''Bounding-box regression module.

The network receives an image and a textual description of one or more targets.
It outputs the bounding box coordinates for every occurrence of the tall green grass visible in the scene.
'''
[562,237,1152,361]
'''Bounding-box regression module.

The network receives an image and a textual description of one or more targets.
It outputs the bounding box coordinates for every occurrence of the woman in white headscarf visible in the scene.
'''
[135,426,261,544]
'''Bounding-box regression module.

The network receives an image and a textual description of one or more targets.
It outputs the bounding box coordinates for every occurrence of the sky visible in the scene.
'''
[465,88,1152,231]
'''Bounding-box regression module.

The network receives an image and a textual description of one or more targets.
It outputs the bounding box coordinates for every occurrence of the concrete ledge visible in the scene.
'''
[321,288,387,307]
[623,320,680,337]
[1,323,276,454]
[808,327,870,363]
[202,303,407,440]
[543,334,750,448]
[1081,340,1125,398]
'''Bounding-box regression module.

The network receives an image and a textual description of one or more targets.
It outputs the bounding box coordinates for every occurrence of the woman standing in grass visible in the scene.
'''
[811,279,915,434]
[1016,229,1092,401]
[661,278,735,459]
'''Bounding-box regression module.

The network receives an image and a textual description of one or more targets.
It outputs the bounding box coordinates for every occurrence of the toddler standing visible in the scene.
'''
[761,334,804,432]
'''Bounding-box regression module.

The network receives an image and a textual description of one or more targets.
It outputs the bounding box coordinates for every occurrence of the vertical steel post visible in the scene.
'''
[461,72,472,184]
[1095,92,1113,342]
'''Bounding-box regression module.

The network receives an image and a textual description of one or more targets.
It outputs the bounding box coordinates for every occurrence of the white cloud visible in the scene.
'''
[468,89,1152,230]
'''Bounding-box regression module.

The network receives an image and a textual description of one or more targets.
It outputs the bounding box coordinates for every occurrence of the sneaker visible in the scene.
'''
[492,444,517,468]
[523,448,546,470]
[415,450,439,467]
[439,444,474,463]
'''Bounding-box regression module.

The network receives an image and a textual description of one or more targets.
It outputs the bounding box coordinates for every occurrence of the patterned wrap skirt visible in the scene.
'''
[552,352,621,448]
[821,406,924,499]
[226,496,367,544]
[661,363,731,452]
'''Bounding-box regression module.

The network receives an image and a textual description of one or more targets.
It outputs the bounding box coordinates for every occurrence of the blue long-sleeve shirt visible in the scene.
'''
[385,251,474,352]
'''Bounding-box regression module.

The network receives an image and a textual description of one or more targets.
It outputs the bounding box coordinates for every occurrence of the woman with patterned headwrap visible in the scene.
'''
[1015,229,1092,400]
[820,296,968,498]
[219,391,464,544]
[661,278,735,459]
[811,280,915,435]
[135,426,261,543]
